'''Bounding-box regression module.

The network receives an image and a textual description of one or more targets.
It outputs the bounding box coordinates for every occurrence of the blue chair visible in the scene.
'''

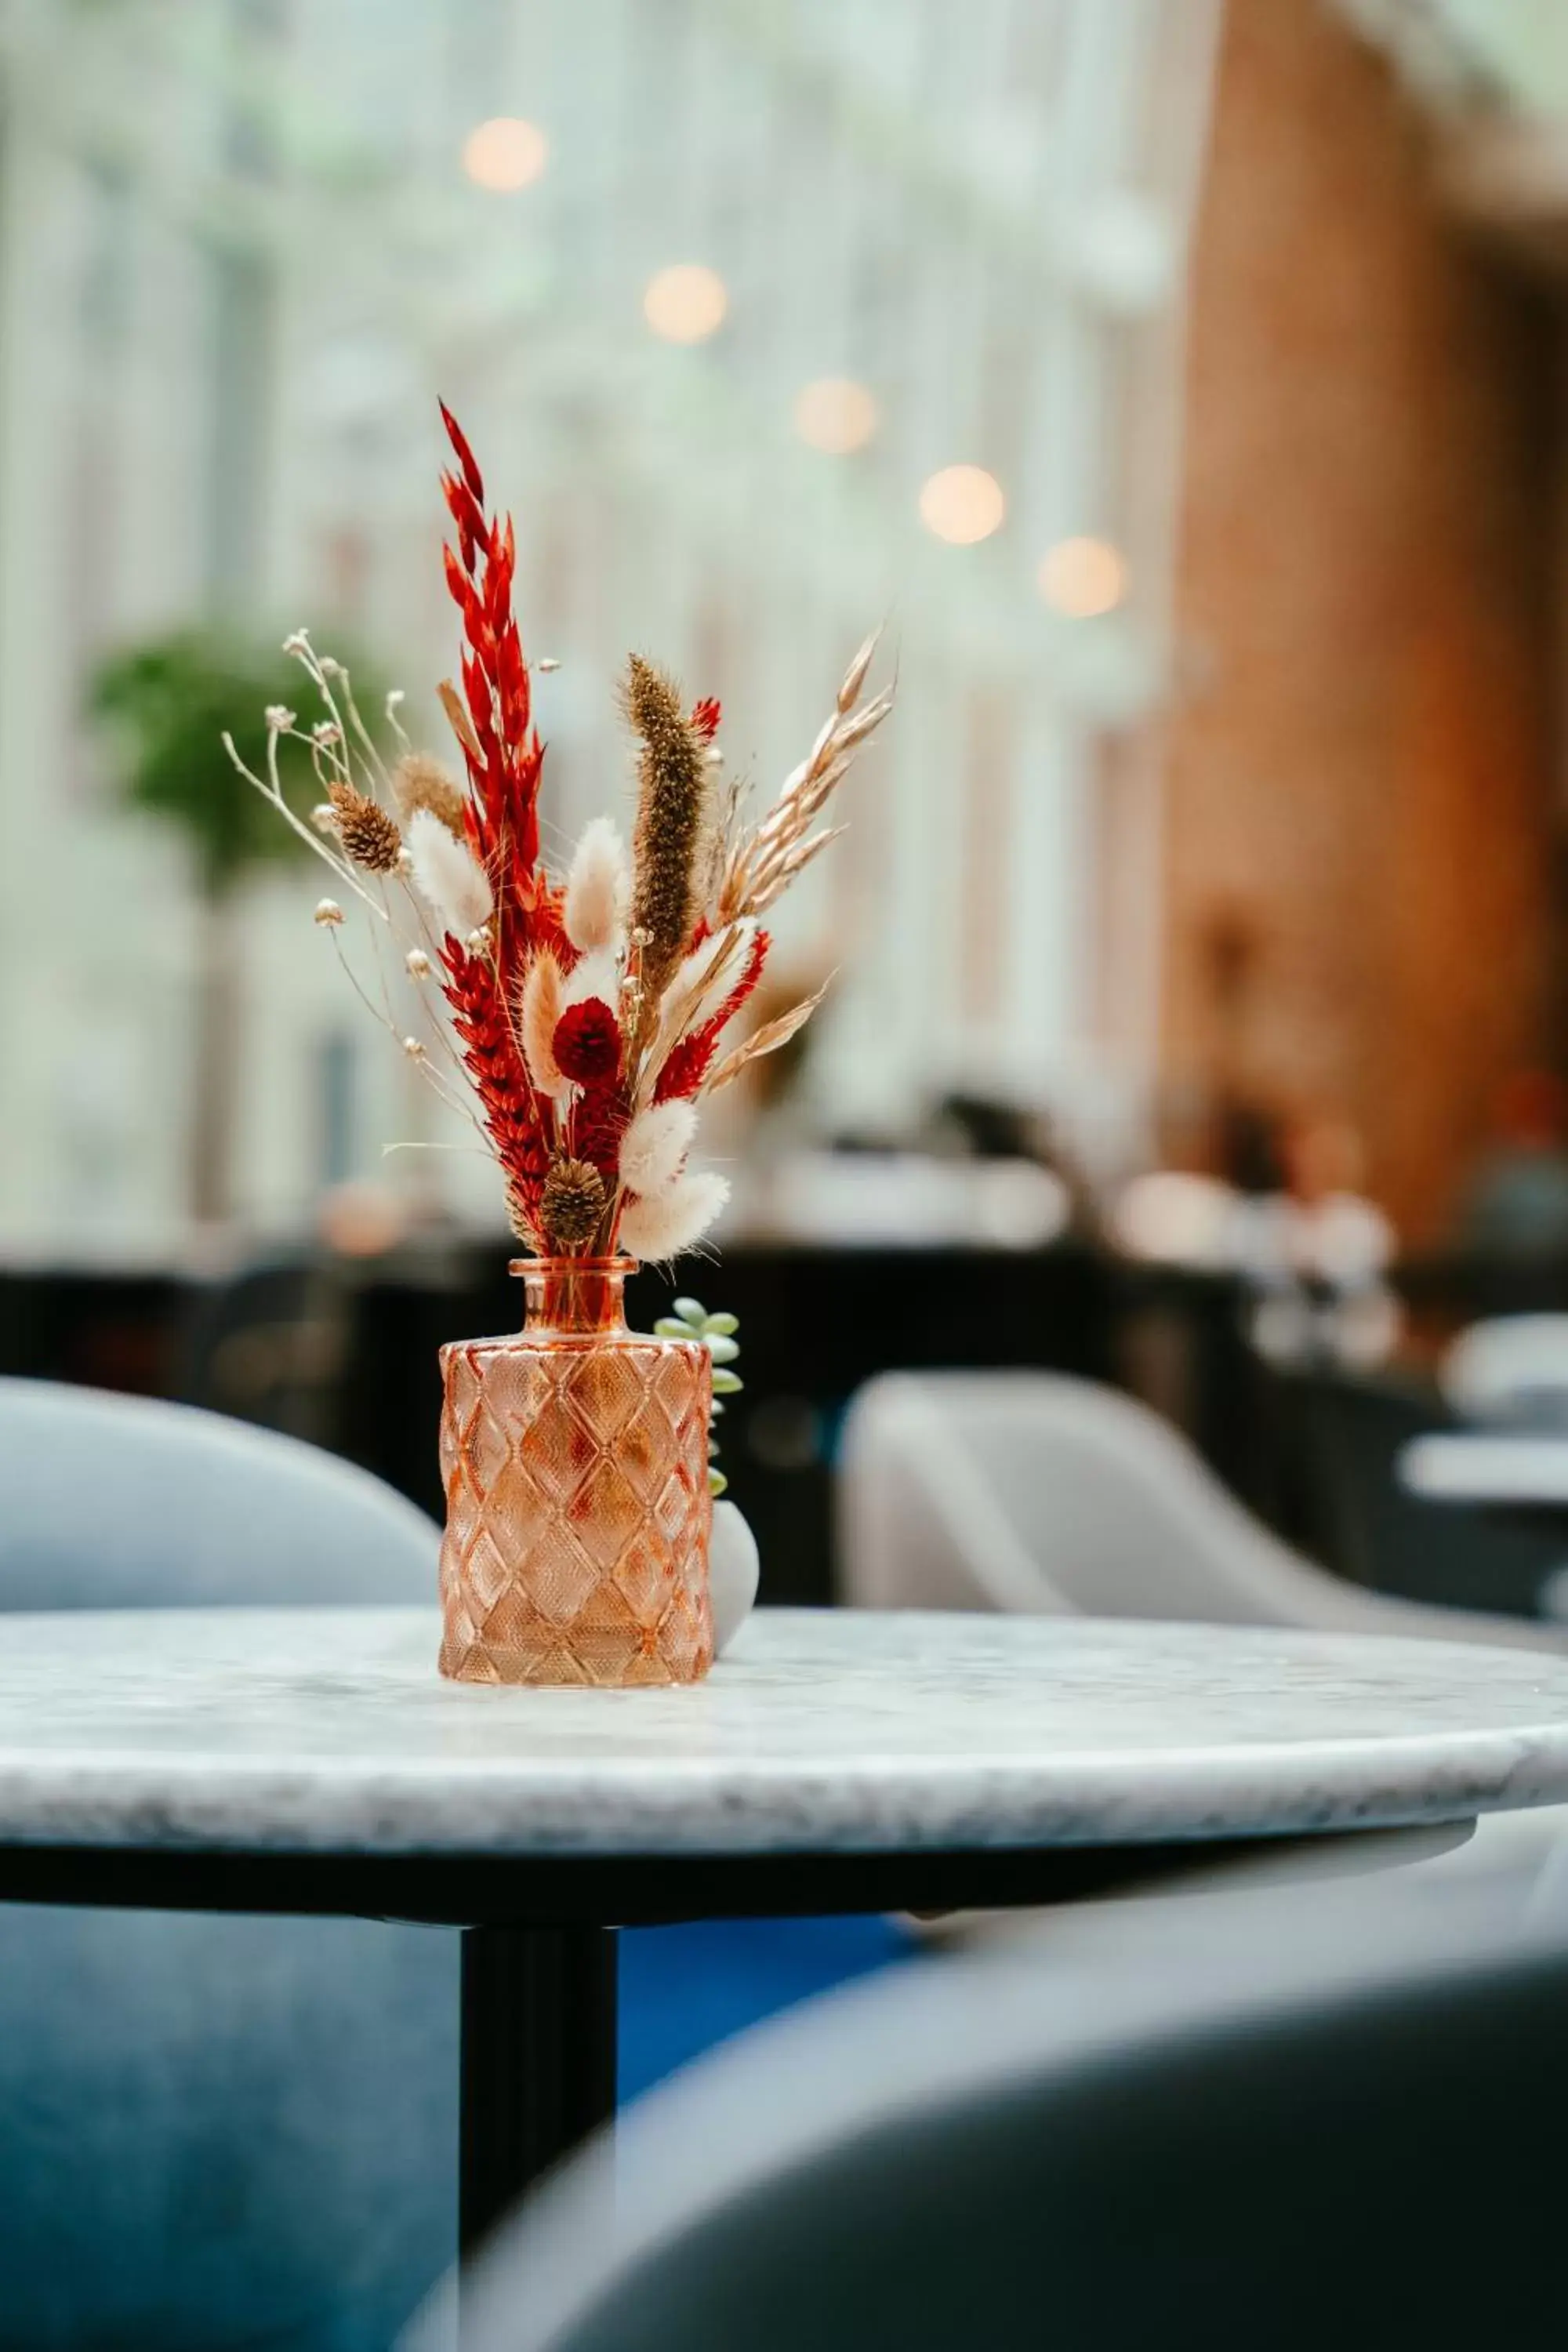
[0,1379,453,2351]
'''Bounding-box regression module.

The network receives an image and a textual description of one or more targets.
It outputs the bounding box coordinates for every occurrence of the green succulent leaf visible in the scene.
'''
[655,1318,693,1340]
[704,1334,740,1364]
[710,1396,724,1417]
[711,1368,743,1395]
[702,1312,739,1338]
[673,1297,707,1327]
[708,1468,729,1497]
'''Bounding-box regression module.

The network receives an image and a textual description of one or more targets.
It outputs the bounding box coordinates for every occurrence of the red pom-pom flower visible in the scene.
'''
[553,997,622,1085]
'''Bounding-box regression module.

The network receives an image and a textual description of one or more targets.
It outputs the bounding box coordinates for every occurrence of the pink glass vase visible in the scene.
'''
[437,1258,714,1686]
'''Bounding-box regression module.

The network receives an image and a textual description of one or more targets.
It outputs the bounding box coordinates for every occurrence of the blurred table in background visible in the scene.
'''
[1400,1432,1568,1508]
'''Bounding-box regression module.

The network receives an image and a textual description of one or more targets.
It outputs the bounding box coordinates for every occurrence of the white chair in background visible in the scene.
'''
[836,1369,1567,1652]
[1440,1315,1568,1428]
[837,1370,1568,1903]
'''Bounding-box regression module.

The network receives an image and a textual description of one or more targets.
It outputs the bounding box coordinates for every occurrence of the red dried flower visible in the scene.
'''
[689,697,721,742]
[553,997,622,1085]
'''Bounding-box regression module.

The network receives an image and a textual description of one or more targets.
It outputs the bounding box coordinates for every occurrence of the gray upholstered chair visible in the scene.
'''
[0,1377,452,2352]
[836,1368,1568,1651]
[430,1854,1568,2352]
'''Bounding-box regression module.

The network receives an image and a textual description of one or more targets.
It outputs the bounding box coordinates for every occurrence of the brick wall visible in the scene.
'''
[1157,0,1561,1242]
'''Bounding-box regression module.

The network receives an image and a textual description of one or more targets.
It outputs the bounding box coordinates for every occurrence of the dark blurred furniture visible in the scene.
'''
[448,1867,1568,2352]
[337,1242,1118,1605]
[0,1378,452,2351]
[176,1251,351,1446]
[0,1265,187,1396]
[1399,1244,1568,1335]
[1274,1367,1568,1619]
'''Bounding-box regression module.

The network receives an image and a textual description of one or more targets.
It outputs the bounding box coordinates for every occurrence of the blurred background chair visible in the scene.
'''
[0,1374,438,1611]
[1439,1312,1568,1428]
[0,1377,455,2352]
[441,1859,1568,2352]
[836,1368,1568,1649]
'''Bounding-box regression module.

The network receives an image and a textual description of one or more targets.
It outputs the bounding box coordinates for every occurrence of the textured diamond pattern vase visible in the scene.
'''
[438,1258,714,1686]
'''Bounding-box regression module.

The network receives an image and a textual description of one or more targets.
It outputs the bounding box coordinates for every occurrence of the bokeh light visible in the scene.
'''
[793,377,880,454]
[461,117,550,192]
[643,264,728,344]
[1036,535,1127,616]
[918,464,1005,545]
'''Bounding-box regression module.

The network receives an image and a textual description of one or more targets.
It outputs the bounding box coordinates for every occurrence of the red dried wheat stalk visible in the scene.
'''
[441,940,553,1234]
[434,403,566,1236]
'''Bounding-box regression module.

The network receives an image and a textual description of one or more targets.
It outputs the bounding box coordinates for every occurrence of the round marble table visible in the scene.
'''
[5,1602,1568,2258]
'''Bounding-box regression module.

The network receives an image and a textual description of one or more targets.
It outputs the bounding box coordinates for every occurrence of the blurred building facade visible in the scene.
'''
[0,0,1218,1254]
[1142,0,1568,1244]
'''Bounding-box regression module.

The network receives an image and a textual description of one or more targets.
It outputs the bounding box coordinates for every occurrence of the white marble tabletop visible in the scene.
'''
[2,1607,1568,1860]
[1399,1432,1568,1507]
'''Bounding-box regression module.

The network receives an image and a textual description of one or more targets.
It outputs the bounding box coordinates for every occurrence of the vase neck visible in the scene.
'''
[513,1257,631,1338]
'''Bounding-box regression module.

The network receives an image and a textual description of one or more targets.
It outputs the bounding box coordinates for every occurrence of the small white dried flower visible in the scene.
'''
[537,656,561,673]
[466,927,490,956]
[265,704,296,733]
[395,845,414,874]
[705,746,724,766]
[401,1036,426,1060]
[385,688,406,712]
[314,899,345,927]
[312,720,342,746]
[317,655,343,678]
[282,629,310,655]
[311,803,339,835]
[405,949,431,978]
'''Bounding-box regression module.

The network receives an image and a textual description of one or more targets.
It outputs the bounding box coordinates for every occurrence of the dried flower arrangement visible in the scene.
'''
[226,406,891,1262]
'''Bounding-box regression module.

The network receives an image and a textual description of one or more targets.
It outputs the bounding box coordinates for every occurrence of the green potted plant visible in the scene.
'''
[656,1294,758,1651]
[89,632,324,1225]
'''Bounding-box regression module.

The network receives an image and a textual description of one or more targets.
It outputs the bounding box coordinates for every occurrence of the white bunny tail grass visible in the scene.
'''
[408,808,492,938]
[518,949,569,1097]
[564,816,630,955]
[619,1169,730,1263]
[618,1099,697,1196]
[562,946,622,1010]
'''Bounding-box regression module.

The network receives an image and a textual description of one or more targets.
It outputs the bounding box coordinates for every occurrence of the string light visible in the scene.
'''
[462,117,549,192]
[644,264,728,344]
[1036,535,1127,616]
[918,465,1005,545]
[793,378,879,454]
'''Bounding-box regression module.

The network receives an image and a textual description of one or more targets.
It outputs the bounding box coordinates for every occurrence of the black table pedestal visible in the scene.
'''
[459,1923,619,2256]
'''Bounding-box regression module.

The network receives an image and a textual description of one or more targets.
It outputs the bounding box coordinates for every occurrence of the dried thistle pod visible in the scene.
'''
[328,780,402,873]
[539,1156,608,1249]
[624,655,710,1008]
[393,750,468,840]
